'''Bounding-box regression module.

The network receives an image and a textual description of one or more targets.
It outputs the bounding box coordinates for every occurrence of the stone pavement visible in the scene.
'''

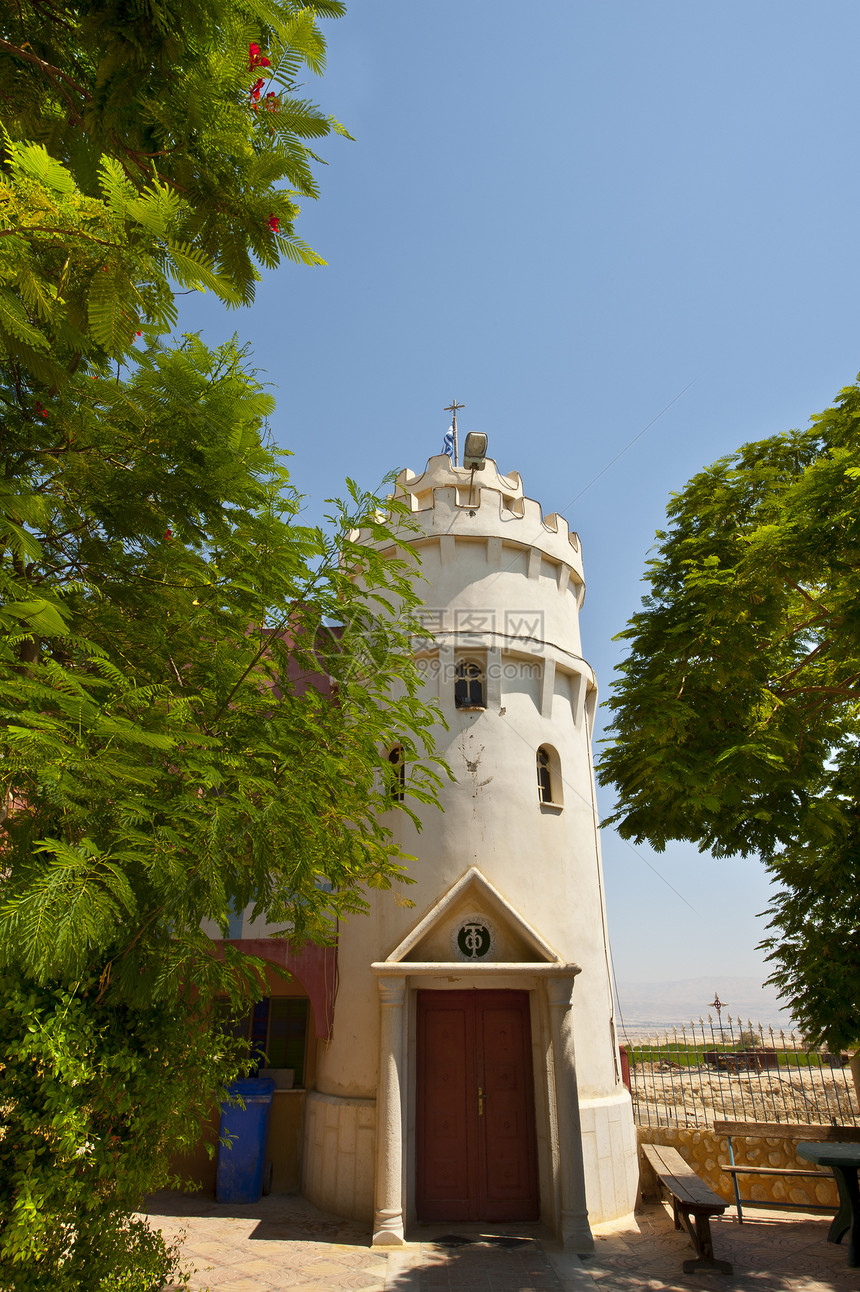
[587,1205,860,1291]
[145,1192,860,1292]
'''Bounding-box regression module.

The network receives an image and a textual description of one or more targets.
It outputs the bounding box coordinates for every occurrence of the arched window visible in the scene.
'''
[388,745,405,802]
[537,745,563,806]
[537,747,553,803]
[455,660,485,709]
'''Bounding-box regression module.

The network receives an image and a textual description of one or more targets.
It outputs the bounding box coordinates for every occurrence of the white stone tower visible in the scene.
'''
[301,450,638,1247]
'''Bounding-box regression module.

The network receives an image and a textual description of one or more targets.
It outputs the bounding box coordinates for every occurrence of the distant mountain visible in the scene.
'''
[614,975,795,1036]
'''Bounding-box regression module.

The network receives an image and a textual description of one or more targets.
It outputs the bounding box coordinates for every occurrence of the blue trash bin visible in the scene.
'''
[216,1077,276,1203]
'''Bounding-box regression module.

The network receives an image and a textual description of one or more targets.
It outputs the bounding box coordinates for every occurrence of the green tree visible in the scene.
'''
[0,971,246,1289]
[0,333,443,1287]
[1,336,442,985]
[598,381,860,1051]
[0,3,445,1285]
[1,0,346,378]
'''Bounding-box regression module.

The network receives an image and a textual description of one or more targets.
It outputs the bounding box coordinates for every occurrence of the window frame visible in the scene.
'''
[537,747,553,803]
[454,658,486,710]
[219,995,310,1086]
[536,743,563,809]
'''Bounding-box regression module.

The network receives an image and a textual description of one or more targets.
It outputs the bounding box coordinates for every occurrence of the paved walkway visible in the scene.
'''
[586,1206,859,1291]
[145,1193,860,1292]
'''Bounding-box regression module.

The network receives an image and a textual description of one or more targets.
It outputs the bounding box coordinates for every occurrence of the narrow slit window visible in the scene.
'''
[455,660,485,709]
[537,747,553,803]
[388,745,405,802]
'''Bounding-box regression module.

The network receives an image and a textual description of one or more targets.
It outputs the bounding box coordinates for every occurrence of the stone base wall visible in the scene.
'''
[302,1085,640,1229]
[301,1091,376,1222]
[638,1126,839,1211]
[580,1091,640,1222]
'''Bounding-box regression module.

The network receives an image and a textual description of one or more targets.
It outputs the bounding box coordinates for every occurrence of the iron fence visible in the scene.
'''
[623,1016,858,1129]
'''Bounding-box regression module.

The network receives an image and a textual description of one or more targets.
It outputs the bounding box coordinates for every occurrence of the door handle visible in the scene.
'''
[478,1085,485,1116]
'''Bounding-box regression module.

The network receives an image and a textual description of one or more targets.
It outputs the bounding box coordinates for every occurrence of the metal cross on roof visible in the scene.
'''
[444,400,465,466]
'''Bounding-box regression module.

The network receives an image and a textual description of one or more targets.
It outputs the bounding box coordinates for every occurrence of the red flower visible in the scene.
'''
[250,76,264,107]
[34,404,47,419]
[265,91,278,111]
[249,43,271,70]
[164,529,173,541]
[268,214,280,233]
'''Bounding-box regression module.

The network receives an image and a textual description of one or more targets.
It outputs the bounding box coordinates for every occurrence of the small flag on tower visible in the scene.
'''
[442,426,455,459]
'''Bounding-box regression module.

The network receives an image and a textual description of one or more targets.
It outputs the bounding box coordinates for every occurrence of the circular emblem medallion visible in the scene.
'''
[452,914,496,961]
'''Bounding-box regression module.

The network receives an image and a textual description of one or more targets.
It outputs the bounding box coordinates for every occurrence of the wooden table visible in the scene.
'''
[796,1142,860,1267]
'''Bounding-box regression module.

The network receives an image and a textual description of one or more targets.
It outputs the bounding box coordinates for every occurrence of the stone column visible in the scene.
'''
[546,974,594,1253]
[372,977,407,1245]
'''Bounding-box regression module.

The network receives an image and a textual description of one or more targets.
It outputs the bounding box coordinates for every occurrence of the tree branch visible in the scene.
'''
[775,681,860,699]
[0,226,120,249]
[0,38,90,100]
[782,575,833,616]
[771,638,833,686]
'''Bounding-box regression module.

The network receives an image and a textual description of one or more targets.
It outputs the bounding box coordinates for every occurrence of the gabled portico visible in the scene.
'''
[369,867,593,1252]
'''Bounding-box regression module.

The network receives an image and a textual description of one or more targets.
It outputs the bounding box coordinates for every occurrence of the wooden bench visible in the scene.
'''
[713,1120,860,1222]
[642,1142,733,1274]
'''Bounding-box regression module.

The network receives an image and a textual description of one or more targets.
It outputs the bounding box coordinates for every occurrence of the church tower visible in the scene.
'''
[301,445,639,1247]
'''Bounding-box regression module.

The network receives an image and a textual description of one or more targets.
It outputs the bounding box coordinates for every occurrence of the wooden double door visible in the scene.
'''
[416,989,539,1221]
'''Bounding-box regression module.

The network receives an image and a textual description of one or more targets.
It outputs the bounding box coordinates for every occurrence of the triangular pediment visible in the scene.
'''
[385,867,560,965]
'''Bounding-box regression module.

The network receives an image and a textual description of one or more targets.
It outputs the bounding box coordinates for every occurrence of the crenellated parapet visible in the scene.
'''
[393,455,525,510]
[373,455,584,579]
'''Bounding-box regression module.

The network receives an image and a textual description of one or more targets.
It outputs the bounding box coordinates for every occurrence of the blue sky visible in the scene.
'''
[179,1,860,1005]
